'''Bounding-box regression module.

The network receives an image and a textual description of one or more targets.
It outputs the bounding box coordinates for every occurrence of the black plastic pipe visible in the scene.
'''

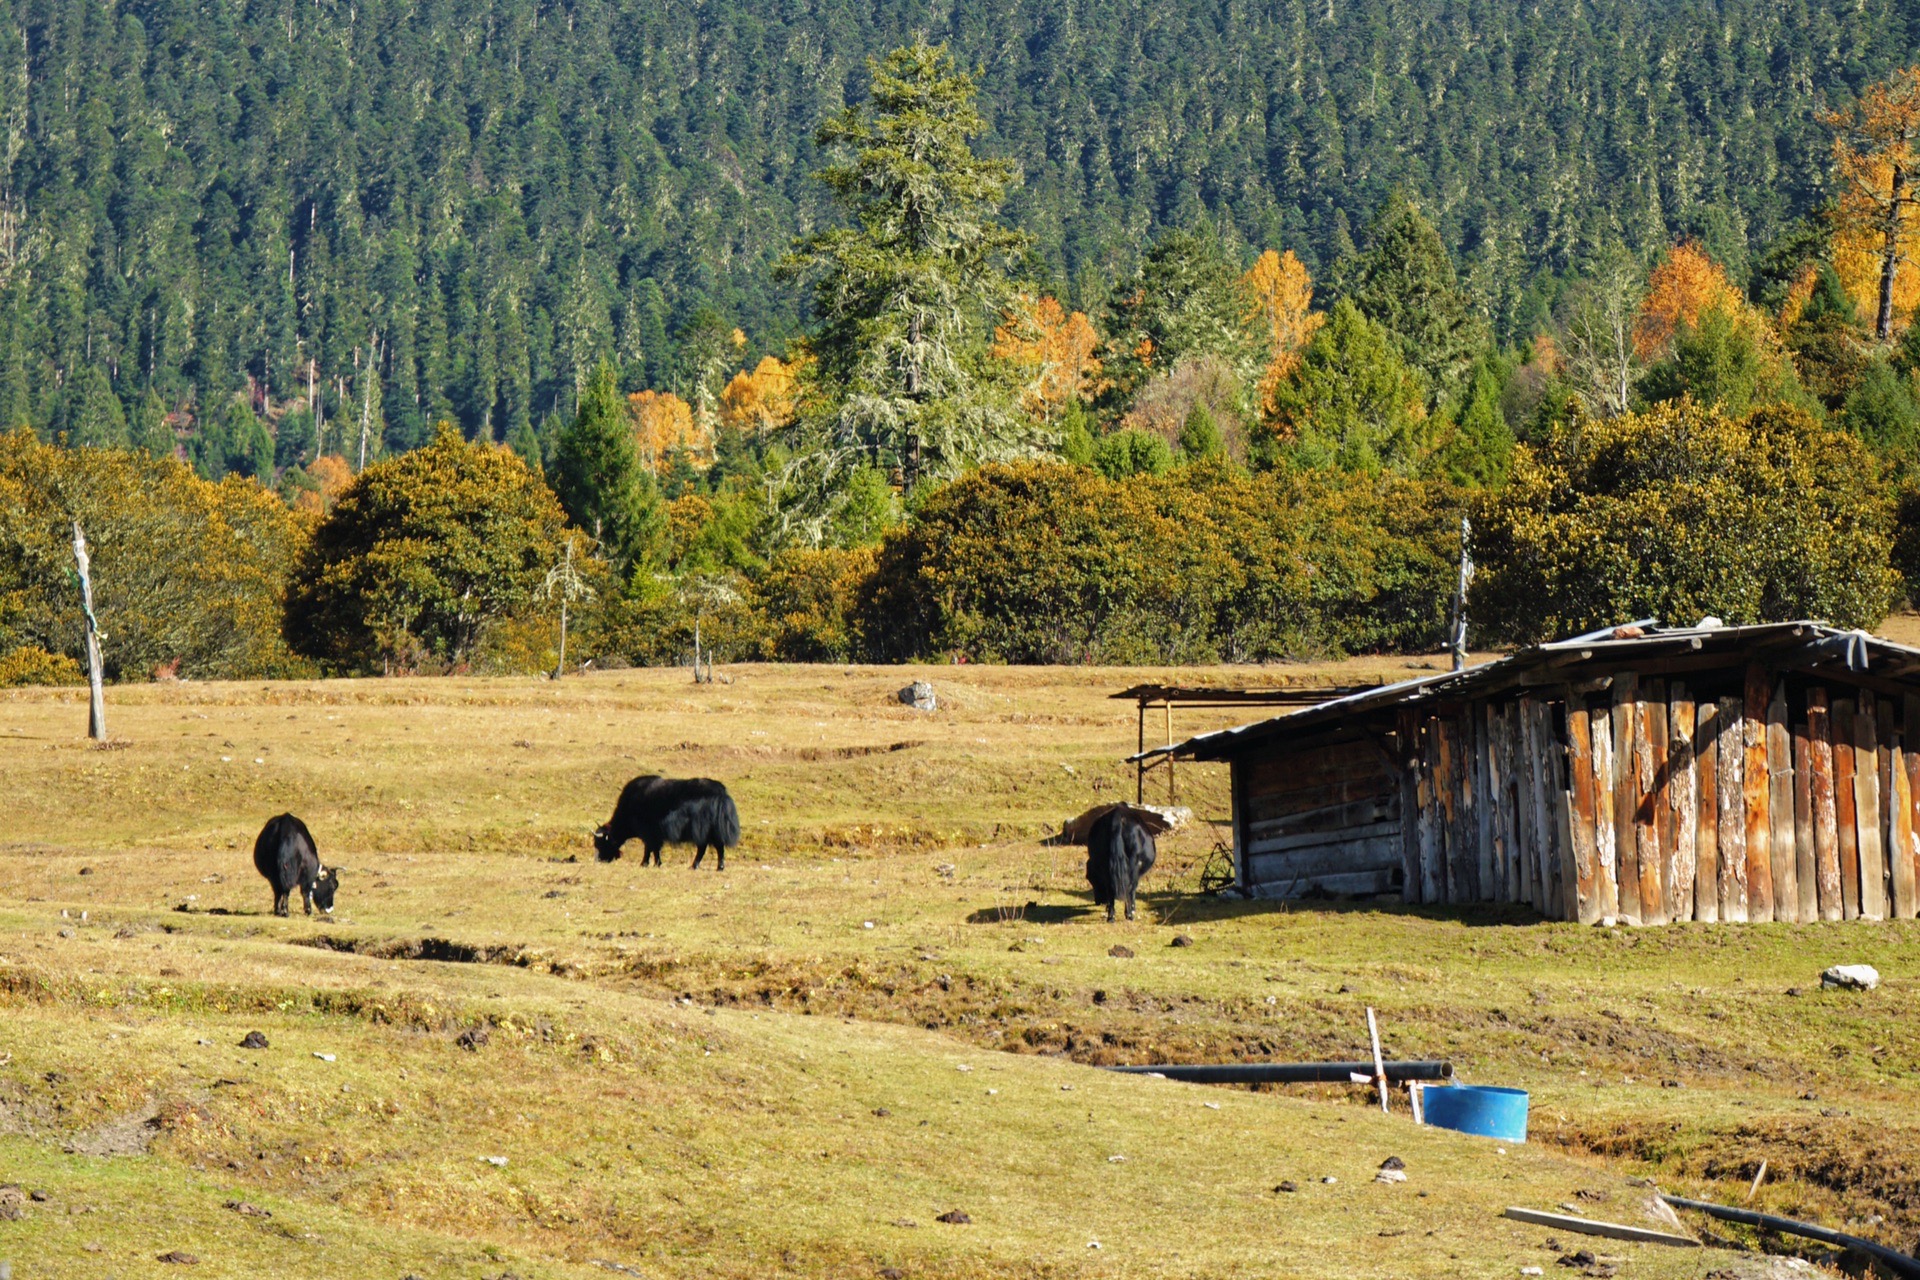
[1660,1194,1920,1279]
[1106,1060,1453,1085]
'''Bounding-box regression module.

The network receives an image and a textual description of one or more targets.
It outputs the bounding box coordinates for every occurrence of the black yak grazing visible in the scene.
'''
[595,776,740,870]
[253,813,338,917]
[1086,805,1157,922]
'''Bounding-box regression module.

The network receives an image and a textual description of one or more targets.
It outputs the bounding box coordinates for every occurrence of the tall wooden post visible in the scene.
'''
[1449,516,1472,672]
[70,520,106,741]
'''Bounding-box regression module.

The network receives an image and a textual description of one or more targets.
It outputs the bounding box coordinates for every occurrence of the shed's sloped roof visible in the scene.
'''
[1171,622,1920,763]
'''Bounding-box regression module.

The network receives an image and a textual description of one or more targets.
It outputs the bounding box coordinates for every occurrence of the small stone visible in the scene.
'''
[156,1251,200,1265]
[223,1201,270,1218]
[934,1209,970,1224]
[1336,984,1353,994]
[238,1031,269,1050]
[1557,1251,1596,1269]
[872,1108,891,1117]
[1170,934,1193,947]
[56,928,75,939]
[484,1156,508,1167]
[1321,1176,1337,1184]
[312,1052,336,1062]
[1378,1156,1405,1171]
[898,681,937,712]
[29,1190,48,1203]
[1108,945,1134,959]
[1275,1181,1298,1193]
[1374,1168,1407,1184]
[878,1269,904,1280]
[1521,1269,1544,1277]
[1107,1154,1126,1163]
[1086,1241,1102,1250]
[77,867,92,876]
[456,1026,491,1051]
[1092,989,1108,1004]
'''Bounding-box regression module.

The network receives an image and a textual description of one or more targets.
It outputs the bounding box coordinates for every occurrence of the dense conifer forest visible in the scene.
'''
[5,0,1919,450]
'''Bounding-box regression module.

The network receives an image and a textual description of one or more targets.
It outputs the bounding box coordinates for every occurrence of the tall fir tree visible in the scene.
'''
[779,41,1035,489]
[549,360,662,568]
[1334,191,1489,407]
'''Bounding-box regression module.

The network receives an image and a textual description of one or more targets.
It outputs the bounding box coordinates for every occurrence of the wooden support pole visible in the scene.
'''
[70,520,106,742]
[1717,696,1748,923]
[1833,696,1861,920]
[1766,683,1798,923]
[1693,700,1719,923]
[1366,1007,1389,1114]
[1475,706,1495,903]
[1668,685,1696,924]
[1489,704,1511,904]
[1418,720,1441,906]
[1808,689,1842,922]
[1854,703,1887,920]
[1906,695,1920,919]
[1165,701,1175,804]
[1742,665,1775,921]
[1612,676,1642,922]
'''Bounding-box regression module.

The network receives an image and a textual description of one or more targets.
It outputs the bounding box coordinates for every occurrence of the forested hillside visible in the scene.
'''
[4,0,1918,452]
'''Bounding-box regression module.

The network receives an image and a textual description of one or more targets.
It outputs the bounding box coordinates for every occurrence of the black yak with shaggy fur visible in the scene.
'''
[253,813,339,917]
[594,776,740,870]
[1086,806,1157,922]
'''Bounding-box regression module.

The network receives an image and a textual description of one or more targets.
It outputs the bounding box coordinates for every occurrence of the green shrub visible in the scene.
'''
[1474,400,1896,642]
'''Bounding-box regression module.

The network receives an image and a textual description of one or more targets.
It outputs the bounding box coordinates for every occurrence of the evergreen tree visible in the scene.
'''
[550,360,662,568]
[1091,429,1172,480]
[1841,359,1920,461]
[65,368,128,449]
[1177,405,1225,461]
[1335,192,1489,407]
[1261,300,1430,474]
[779,41,1035,490]
[1642,307,1810,419]
[133,389,175,459]
[1100,229,1264,412]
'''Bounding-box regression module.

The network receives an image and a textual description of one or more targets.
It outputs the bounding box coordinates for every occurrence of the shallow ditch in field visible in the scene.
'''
[294,934,559,968]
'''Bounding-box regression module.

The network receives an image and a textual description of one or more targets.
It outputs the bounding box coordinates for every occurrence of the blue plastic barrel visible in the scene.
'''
[1421,1084,1528,1142]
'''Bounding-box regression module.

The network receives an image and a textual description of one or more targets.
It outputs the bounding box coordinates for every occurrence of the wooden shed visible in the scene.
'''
[1171,622,1920,924]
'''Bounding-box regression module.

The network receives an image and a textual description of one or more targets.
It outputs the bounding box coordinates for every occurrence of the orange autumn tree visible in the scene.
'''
[1825,66,1920,341]
[719,356,799,438]
[628,390,710,473]
[293,454,355,514]
[990,294,1102,420]
[1632,243,1749,363]
[1244,248,1325,413]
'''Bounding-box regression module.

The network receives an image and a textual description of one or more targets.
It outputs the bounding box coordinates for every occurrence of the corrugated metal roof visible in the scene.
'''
[1169,622,1920,763]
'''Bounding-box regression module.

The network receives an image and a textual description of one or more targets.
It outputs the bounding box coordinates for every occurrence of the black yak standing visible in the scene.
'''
[1086,805,1157,922]
[594,776,740,870]
[253,813,339,917]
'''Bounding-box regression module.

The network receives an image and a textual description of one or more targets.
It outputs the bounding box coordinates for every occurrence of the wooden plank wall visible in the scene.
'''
[1239,736,1403,899]
[1386,673,1920,923]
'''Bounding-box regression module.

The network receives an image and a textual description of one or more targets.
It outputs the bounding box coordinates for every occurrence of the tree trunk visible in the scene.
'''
[693,615,704,684]
[1880,165,1906,343]
[555,597,568,679]
[71,520,106,741]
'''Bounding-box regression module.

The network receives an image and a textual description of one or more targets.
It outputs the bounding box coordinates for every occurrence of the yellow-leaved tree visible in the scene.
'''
[1825,66,1920,341]
[719,356,799,438]
[1633,242,1749,363]
[628,390,710,473]
[1243,249,1325,412]
[990,294,1103,420]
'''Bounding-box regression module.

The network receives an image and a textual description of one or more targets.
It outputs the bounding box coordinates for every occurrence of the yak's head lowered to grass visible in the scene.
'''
[312,865,340,914]
[592,826,623,863]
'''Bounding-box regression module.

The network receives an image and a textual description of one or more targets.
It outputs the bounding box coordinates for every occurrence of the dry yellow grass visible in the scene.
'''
[0,658,1910,1278]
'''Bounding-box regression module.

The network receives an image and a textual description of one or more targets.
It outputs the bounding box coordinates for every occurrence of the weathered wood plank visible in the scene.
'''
[1248,799,1397,840]
[1489,703,1512,905]
[1455,713,1480,905]
[1247,841,1406,884]
[1397,710,1419,904]
[1243,742,1388,795]
[1590,702,1619,918]
[1832,696,1861,920]
[1907,695,1920,921]
[1534,699,1562,916]
[1524,696,1556,912]
[1717,696,1748,923]
[1247,820,1404,856]
[1853,703,1887,921]
[1566,696,1600,924]
[1247,869,1401,900]
[1807,689,1842,922]
[1635,678,1669,926]
[1476,706,1496,903]
[1792,717,1817,923]
[1888,701,1916,919]
[1612,675,1642,924]
[1417,720,1440,906]
[1668,684,1696,924]
[1766,682,1798,923]
[1693,700,1719,923]
[1436,717,1457,905]
[1742,664,1775,921]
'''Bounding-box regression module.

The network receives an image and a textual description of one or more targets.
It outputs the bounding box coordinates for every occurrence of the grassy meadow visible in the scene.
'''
[2,655,1918,1278]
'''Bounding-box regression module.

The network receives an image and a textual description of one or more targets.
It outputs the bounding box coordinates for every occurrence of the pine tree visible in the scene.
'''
[779,41,1035,490]
[550,359,662,568]
[1100,228,1264,411]
[1335,191,1488,406]
[1261,299,1430,474]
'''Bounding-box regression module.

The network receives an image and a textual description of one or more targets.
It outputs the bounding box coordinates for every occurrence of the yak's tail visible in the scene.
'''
[716,793,742,847]
[1108,840,1134,901]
